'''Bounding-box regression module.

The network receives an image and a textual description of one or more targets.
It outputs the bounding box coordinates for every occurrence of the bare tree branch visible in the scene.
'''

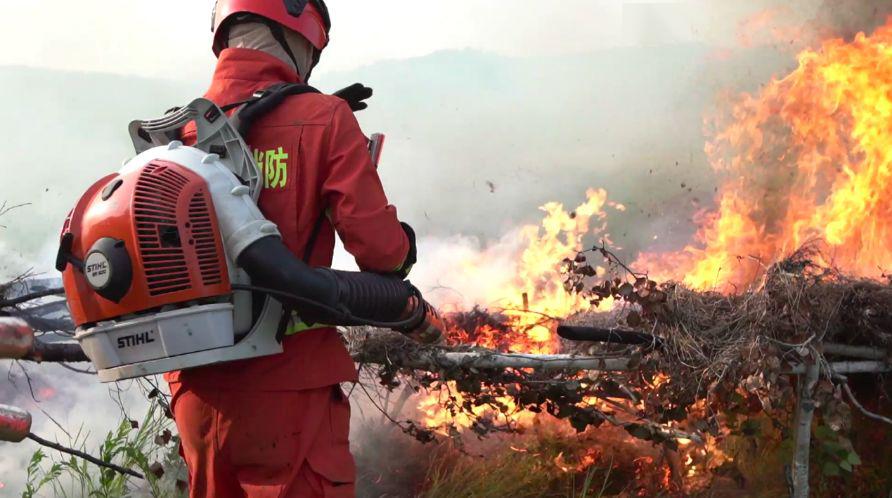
[0,287,64,308]
[0,201,30,228]
[841,382,892,426]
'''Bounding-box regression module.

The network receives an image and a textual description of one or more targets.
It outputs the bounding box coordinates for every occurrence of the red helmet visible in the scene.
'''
[212,0,331,55]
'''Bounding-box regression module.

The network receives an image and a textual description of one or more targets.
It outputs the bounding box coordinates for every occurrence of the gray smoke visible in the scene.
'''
[811,0,892,40]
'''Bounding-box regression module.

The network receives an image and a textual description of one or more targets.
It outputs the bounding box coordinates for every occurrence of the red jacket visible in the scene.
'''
[166,48,409,391]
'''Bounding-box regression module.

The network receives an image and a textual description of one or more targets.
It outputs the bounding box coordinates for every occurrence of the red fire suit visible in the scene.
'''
[165,47,410,497]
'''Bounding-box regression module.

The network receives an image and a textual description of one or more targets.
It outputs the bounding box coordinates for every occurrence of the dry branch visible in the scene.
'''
[362,348,633,372]
[789,361,892,375]
[822,343,890,360]
[6,321,635,373]
[28,340,91,363]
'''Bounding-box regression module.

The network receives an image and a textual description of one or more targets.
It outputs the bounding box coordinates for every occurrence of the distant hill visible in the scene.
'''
[0,45,794,276]
[315,45,793,247]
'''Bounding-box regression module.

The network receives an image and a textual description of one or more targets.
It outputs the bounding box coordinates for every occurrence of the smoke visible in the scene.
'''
[3,2,892,493]
[811,0,892,40]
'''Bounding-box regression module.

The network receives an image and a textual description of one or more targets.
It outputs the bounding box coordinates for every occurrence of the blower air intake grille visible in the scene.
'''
[133,163,190,295]
[189,191,223,286]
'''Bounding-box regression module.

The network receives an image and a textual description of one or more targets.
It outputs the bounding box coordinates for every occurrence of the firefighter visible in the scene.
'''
[165,1,416,496]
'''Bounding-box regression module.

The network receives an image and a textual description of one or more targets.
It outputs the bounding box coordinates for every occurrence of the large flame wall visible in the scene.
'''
[637,20,892,290]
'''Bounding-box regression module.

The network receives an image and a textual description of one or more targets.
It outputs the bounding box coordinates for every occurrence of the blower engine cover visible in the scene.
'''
[59,98,284,382]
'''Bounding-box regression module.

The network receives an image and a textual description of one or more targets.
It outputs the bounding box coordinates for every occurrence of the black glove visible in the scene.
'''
[395,222,417,279]
[333,83,373,112]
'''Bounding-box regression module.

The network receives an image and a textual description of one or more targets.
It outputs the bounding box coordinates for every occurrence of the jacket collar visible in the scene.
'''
[206,48,303,105]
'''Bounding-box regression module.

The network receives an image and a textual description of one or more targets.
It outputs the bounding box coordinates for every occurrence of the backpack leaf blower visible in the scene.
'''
[57,95,443,382]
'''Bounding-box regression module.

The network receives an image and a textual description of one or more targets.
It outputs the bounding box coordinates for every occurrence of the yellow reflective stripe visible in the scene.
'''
[283,313,330,336]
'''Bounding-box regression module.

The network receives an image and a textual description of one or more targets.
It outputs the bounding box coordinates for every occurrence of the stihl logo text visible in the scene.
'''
[117,331,156,349]
[86,262,108,278]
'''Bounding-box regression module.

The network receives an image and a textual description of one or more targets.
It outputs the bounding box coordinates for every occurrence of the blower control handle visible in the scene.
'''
[237,236,443,342]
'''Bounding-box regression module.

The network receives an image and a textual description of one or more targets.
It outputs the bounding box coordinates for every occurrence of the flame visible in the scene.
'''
[554,448,600,473]
[413,16,892,493]
[492,187,613,354]
[638,20,892,290]
[419,189,616,430]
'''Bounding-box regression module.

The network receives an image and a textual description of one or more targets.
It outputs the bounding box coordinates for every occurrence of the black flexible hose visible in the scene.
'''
[237,236,426,329]
[557,325,663,347]
[231,283,424,329]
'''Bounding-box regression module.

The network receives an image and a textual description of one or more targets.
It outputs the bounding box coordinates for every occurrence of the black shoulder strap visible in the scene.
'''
[225,82,321,138]
[302,211,328,262]
[223,83,326,338]
[224,82,331,265]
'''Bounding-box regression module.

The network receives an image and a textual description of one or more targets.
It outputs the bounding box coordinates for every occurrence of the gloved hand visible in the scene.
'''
[333,83,373,112]
[397,296,446,345]
[394,222,417,279]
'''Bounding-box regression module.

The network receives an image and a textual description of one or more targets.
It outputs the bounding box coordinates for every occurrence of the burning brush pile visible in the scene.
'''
[350,247,892,496]
[347,17,892,497]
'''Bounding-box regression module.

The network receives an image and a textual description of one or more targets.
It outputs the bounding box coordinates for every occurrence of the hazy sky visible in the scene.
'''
[0,0,819,79]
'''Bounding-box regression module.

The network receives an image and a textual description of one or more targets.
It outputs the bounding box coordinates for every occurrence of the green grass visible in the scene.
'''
[23,402,186,498]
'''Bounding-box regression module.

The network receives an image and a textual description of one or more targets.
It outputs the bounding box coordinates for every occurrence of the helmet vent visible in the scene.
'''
[133,163,190,295]
[188,191,224,286]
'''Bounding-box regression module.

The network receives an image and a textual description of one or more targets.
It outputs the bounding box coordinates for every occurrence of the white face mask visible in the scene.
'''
[227,21,316,79]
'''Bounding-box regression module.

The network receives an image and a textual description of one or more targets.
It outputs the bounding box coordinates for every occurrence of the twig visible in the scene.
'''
[14,361,39,402]
[841,382,892,426]
[0,201,30,228]
[56,362,97,375]
[582,242,646,279]
[356,380,406,430]
[26,432,144,479]
[389,385,415,420]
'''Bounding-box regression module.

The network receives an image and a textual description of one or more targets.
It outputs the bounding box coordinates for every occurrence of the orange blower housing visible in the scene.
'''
[60,160,230,327]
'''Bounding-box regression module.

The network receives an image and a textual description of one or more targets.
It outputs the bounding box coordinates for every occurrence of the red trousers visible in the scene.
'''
[171,384,356,498]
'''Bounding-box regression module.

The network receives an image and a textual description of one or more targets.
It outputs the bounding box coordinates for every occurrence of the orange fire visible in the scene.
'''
[490,187,617,354]
[414,14,892,493]
[437,187,618,355]
[420,189,618,430]
[638,19,892,291]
